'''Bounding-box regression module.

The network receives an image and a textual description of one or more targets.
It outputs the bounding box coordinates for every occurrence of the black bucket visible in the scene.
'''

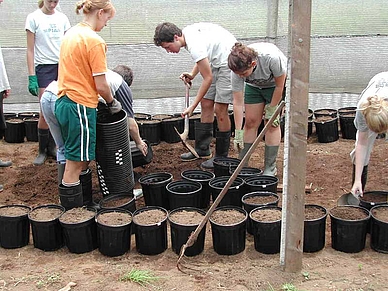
[181,169,215,209]
[96,208,132,257]
[168,207,206,256]
[133,206,168,255]
[338,107,356,140]
[28,204,65,251]
[130,139,153,168]
[139,172,173,210]
[166,180,202,210]
[241,191,279,235]
[213,157,241,177]
[229,165,263,180]
[313,108,338,119]
[99,194,136,213]
[96,110,134,197]
[24,117,38,142]
[304,204,328,253]
[161,117,184,143]
[4,119,25,143]
[244,175,278,194]
[370,205,388,253]
[250,206,282,254]
[209,176,245,207]
[137,119,161,145]
[209,206,247,255]
[314,117,339,143]
[0,205,31,249]
[329,205,370,253]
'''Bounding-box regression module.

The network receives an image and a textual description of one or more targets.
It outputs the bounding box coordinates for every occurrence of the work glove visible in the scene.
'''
[233,129,244,151]
[264,104,280,127]
[28,75,39,96]
[107,98,122,114]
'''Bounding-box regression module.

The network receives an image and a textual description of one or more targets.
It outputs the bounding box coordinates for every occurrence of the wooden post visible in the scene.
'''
[280,0,312,272]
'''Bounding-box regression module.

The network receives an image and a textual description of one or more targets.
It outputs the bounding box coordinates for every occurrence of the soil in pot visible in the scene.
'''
[241,191,279,235]
[250,206,282,254]
[28,204,65,251]
[209,207,247,255]
[59,207,97,254]
[132,206,168,255]
[134,112,151,121]
[370,205,388,253]
[329,206,370,253]
[359,191,388,210]
[4,118,25,143]
[304,204,328,253]
[0,205,31,249]
[96,209,132,257]
[168,207,206,256]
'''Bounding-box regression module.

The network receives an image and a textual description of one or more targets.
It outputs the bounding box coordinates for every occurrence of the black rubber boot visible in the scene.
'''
[352,164,368,191]
[80,168,100,210]
[57,163,65,185]
[263,145,279,176]
[47,131,57,158]
[181,122,213,161]
[58,183,83,210]
[33,128,49,166]
[201,130,231,169]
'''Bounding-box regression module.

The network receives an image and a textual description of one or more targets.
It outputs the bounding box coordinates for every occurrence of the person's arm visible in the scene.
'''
[128,117,148,156]
[351,130,369,196]
[233,91,244,130]
[182,58,213,116]
[26,30,35,76]
[269,73,286,107]
[94,74,114,104]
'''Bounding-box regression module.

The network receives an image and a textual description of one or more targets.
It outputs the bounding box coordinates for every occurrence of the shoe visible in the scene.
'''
[0,160,12,167]
[0,184,3,192]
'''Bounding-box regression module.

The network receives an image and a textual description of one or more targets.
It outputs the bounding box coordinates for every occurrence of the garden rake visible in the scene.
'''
[174,80,199,159]
[177,101,286,272]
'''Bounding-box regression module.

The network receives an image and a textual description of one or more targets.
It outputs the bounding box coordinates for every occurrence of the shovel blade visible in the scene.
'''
[337,193,360,206]
[174,126,199,158]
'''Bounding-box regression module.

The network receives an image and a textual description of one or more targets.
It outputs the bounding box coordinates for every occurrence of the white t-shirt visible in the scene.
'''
[0,46,10,92]
[183,23,236,68]
[232,42,287,92]
[25,9,71,65]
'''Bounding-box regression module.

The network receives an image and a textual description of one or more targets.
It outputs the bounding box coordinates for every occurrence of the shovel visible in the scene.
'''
[176,101,285,271]
[174,81,199,159]
[337,188,360,206]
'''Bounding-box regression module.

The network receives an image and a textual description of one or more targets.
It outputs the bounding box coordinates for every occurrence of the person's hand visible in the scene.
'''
[264,104,280,127]
[2,89,10,99]
[136,140,148,156]
[179,72,193,86]
[107,98,122,114]
[351,181,363,198]
[233,129,244,152]
[182,104,195,117]
[28,75,39,96]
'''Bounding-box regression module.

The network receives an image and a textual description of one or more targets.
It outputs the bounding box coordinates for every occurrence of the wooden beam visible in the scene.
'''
[280,0,312,272]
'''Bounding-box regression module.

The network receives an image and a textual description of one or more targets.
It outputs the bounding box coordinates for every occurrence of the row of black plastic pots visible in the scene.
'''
[1,112,40,143]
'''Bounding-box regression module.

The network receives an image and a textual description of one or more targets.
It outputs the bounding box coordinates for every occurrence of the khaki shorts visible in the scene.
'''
[204,65,233,104]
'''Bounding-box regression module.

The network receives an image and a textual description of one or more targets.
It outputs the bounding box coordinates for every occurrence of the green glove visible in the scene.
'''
[28,75,39,96]
[233,129,244,151]
[264,104,280,127]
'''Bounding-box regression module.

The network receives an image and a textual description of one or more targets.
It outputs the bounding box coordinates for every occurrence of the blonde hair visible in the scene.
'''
[75,0,114,15]
[360,95,388,133]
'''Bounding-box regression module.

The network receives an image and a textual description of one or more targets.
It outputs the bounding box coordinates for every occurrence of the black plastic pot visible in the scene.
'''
[370,205,388,253]
[209,206,247,255]
[0,204,31,249]
[59,207,98,254]
[181,169,215,209]
[139,172,173,210]
[28,204,65,251]
[304,204,328,253]
[99,194,136,213]
[96,208,132,257]
[17,111,39,119]
[338,107,356,140]
[329,205,370,253]
[4,119,25,143]
[96,110,134,197]
[166,180,202,210]
[209,176,245,207]
[188,114,201,140]
[161,117,184,143]
[130,139,153,168]
[24,117,38,142]
[359,191,388,210]
[244,175,278,195]
[250,206,282,254]
[213,157,241,177]
[137,119,161,145]
[314,117,339,143]
[168,207,206,256]
[133,206,168,255]
[313,108,338,119]
[229,165,263,180]
[241,191,279,235]
[134,112,151,121]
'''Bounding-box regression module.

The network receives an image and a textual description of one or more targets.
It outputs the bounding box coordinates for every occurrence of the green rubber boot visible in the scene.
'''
[263,145,279,176]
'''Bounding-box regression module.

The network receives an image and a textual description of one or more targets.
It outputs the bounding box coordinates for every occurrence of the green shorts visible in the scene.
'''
[55,95,96,161]
[244,85,276,105]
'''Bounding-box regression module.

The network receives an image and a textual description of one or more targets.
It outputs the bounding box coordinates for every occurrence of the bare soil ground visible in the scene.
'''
[0,132,388,291]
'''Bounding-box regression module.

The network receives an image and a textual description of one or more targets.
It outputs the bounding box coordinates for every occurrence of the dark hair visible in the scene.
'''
[112,65,133,87]
[228,42,258,72]
[153,22,182,46]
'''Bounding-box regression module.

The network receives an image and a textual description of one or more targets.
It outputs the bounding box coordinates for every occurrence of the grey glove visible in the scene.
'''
[107,98,122,114]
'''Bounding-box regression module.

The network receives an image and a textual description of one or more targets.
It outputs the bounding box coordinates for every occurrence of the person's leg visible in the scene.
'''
[0,91,6,139]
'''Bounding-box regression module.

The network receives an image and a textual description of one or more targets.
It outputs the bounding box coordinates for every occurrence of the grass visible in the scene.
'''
[119,269,160,287]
